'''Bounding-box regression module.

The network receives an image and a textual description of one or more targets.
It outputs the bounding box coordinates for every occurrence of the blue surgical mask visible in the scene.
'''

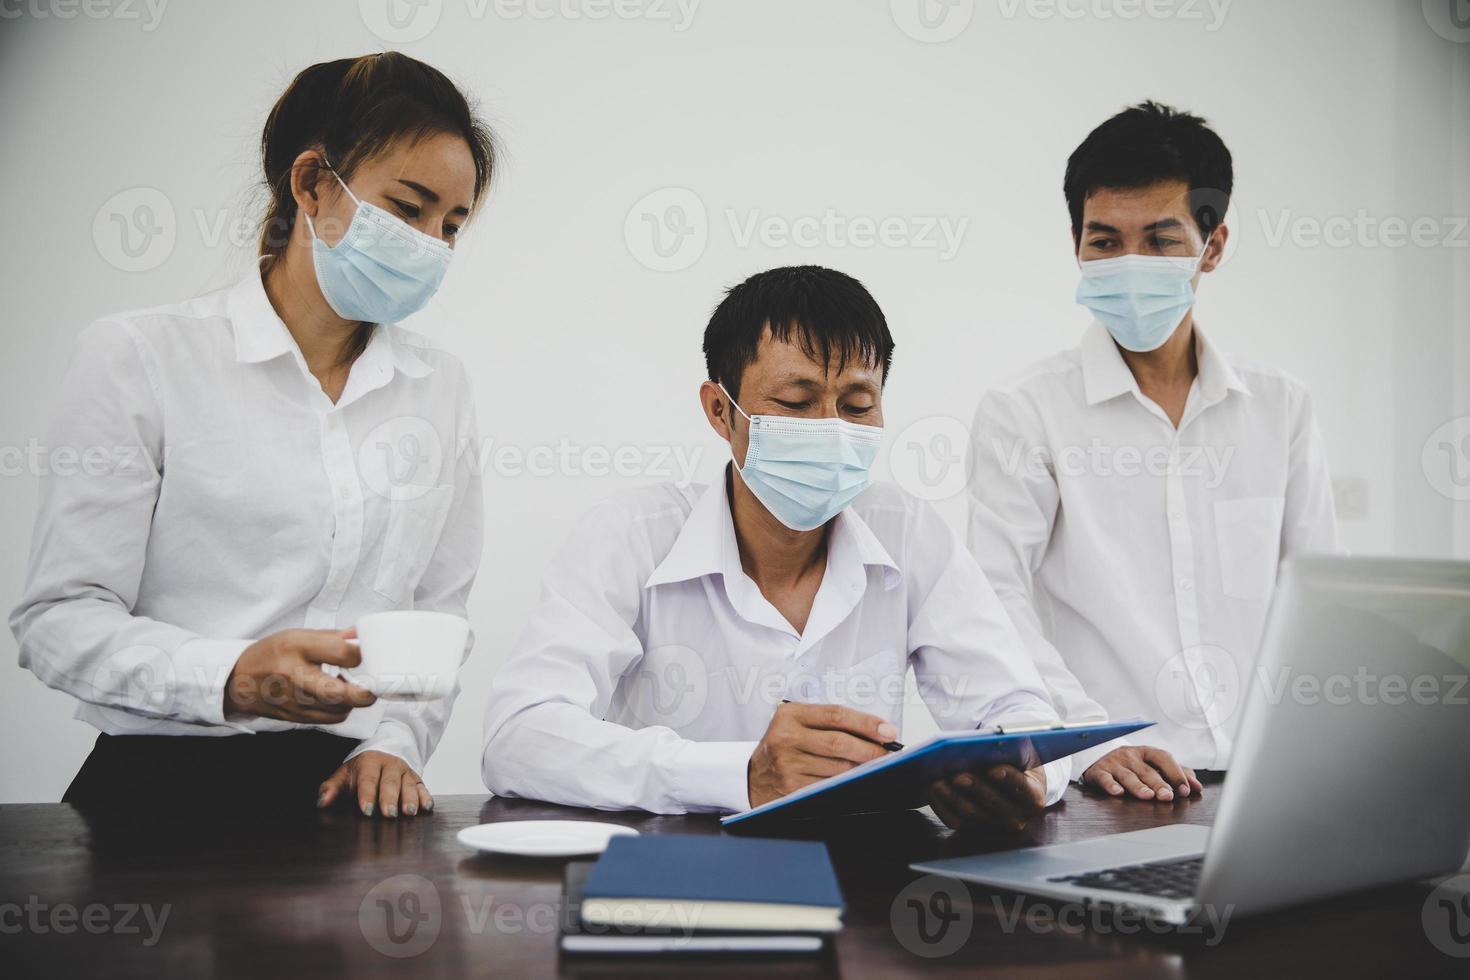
[720,383,883,532]
[1075,235,1212,352]
[304,165,452,324]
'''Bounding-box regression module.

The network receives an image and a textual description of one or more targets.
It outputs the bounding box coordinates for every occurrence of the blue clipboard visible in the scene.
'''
[721,719,1153,830]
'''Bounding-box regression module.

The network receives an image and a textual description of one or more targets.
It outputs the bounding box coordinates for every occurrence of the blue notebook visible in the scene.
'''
[722,719,1153,830]
[580,835,844,934]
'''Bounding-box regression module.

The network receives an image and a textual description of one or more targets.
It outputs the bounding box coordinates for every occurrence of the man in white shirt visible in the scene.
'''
[483,265,1072,829]
[967,102,1341,801]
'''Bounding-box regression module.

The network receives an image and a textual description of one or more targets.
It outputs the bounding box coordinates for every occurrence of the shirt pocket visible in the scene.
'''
[1212,496,1285,601]
[372,484,455,605]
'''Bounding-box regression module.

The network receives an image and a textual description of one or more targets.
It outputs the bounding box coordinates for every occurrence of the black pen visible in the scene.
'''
[781,699,904,752]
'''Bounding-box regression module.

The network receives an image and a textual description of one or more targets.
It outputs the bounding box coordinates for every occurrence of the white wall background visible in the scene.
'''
[0,0,1466,803]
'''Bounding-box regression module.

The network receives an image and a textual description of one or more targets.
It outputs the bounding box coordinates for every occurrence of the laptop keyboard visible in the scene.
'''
[1048,855,1204,900]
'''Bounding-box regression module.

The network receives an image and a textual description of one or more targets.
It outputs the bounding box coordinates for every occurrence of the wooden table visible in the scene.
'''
[1,787,1463,977]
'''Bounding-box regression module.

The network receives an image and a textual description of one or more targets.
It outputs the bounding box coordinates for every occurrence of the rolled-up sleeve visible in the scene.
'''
[9,321,248,728]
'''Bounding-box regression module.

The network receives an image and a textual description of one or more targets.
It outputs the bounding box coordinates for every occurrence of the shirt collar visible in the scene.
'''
[369,324,435,380]
[1080,320,1142,405]
[1080,319,1250,406]
[225,266,433,379]
[831,507,903,592]
[644,472,902,593]
[1193,321,1251,402]
[226,266,297,365]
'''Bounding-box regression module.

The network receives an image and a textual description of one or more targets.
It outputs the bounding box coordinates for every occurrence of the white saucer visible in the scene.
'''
[456,820,639,858]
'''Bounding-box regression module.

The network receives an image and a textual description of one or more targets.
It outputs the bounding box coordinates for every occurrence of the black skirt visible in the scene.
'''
[63,730,360,812]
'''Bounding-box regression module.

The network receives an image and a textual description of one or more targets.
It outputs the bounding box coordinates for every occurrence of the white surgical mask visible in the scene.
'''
[720,383,883,532]
[1075,233,1213,352]
[303,164,452,324]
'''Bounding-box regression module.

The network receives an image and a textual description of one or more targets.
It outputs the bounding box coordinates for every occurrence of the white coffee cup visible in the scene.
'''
[344,611,469,702]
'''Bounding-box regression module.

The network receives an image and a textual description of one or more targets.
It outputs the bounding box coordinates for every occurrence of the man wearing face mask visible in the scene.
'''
[482,266,1071,830]
[966,102,1341,801]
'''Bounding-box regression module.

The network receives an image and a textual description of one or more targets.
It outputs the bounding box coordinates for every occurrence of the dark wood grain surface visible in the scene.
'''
[1,787,1463,978]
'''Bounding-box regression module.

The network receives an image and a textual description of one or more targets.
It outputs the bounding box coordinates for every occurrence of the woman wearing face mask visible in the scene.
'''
[10,52,494,818]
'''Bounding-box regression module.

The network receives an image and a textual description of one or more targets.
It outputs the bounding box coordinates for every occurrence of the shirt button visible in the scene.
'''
[339,487,351,500]
[1179,578,1194,591]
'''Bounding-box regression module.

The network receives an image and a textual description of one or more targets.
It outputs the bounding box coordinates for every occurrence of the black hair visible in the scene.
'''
[259,51,497,264]
[703,266,895,400]
[1064,100,1233,243]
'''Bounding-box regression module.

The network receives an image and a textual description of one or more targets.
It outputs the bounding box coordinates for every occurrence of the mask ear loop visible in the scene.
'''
[717,381,758,477]
[301,157,361,242]
[1194,227,1216,272]
[717,382,754,423]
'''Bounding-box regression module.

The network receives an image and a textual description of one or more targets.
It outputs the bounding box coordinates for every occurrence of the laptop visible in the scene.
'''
[912,555,1470,928]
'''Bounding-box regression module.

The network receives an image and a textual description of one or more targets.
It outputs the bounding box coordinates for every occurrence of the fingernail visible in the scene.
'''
[954,774,973,789]
[384,805,397,818]
[878,722,898,740]
[362,803,375,817]
[405,804,417,816]
[1180,784,1191,797]
[424,801,434,812]
[316,792,328,808]
[1159,789,1173,801]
